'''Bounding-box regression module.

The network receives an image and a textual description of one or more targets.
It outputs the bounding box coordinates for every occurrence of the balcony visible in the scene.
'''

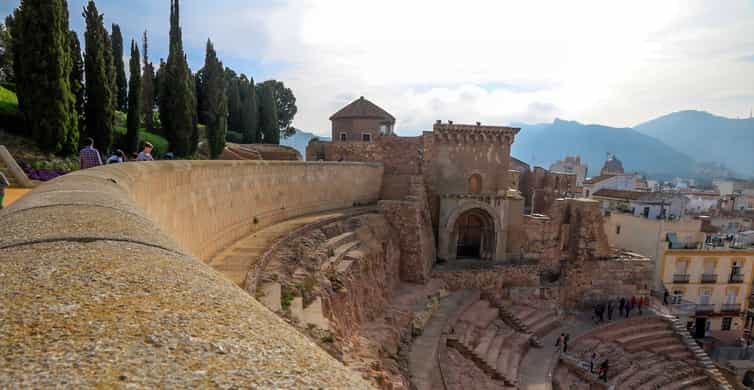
[673,274,690,283]
[700,274,718,284]
[721,303,742,313]
[695,304,715,314]
[729,274,744,283]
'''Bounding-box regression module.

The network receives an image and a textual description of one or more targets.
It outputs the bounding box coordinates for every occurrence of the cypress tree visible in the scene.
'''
[259,81,279,144]
[224,69,241,132]
[126,40,141,153]
[69,31,85,135]
[141,31,154,132]
[159,0,194,156]
[83,1,114,154]
[10,0,78,153]
[202,39,227,158]
[111,24,127,111]
[239,76,258,143]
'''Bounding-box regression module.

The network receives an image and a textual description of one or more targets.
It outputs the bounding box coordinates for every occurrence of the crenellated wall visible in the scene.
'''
[0,161,382,388]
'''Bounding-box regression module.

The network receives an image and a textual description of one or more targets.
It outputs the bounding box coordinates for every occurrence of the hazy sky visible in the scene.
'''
[3,0,754,136]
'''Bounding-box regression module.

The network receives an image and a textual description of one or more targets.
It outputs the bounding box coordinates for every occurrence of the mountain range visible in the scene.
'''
[283,110,754,180]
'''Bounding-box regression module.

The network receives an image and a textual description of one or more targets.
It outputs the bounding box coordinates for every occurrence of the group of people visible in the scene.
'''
[592,295,648,323]
[79,138,156,170]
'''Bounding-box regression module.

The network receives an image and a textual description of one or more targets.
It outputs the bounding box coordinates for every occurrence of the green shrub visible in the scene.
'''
[226,130,243,143]
[0,86,19,114]
[114,111,127,128]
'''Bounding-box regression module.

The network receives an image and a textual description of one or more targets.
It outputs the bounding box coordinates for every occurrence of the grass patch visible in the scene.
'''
[0,86,19,114]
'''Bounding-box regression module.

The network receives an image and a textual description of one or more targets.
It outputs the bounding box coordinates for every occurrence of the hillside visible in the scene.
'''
[281,129,329,158]
[634,110,754,177]
[511,119,697,179]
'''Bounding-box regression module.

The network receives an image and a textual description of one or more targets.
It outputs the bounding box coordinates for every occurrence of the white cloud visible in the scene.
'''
[181,0,754,135]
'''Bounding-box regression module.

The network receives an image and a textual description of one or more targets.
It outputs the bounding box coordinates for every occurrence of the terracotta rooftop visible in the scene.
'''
[592,188,644,201]
[583,175,615,185]
[329,96,395,122]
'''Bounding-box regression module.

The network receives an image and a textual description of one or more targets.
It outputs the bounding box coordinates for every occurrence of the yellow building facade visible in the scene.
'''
[661,250,754,337]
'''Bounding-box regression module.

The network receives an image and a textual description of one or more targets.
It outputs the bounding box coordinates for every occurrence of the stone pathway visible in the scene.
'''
[518,311,595,390]
[206,207,371,287]
[409,289,478,390]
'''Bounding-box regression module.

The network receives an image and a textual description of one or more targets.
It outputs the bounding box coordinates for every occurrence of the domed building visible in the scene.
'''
[600,153,625,176]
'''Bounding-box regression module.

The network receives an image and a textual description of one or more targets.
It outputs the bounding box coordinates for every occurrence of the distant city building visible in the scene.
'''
[600,153,625,176]
[591,189,687,219]
[329,96,395,142]
[549,155,588,187]
[681,189,720,214]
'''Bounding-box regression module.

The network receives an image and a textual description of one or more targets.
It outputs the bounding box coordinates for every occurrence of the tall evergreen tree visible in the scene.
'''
[202,39,227,158]
[159,0,195,156]
[83,1,114,154]
[239,75,258,143]
[126,40,141,153]
[224,68,241,131]
[195,69,207,124]
[259,81,279,144]
[69,31,85,134]
[0,19,14,82]
[141,31,155,132]
[10,0,78,153]
[111,24,127,111]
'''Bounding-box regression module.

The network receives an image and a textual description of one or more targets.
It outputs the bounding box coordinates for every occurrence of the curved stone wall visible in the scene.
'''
[0,161,382,388]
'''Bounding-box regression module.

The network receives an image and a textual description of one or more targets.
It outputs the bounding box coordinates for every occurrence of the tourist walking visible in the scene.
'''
[564,333,570,353]
[107,149,127,164]
[0,171,8,210]
[137,142,155,161]
[555,333,565,352]
[607,301,614,321]
[599,359,609,381]
[619,297,626,317]
[625,299,632,318]
[79,138,103,169]
[638,296,644,315]
[590,352,598,373]
[663,289,669,304]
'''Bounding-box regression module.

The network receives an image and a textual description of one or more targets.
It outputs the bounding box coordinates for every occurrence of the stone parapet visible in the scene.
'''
[0,161,379,388]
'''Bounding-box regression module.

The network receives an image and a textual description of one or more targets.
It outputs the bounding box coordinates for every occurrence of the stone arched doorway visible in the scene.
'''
[744,370,754,387]
[453,208,495,260]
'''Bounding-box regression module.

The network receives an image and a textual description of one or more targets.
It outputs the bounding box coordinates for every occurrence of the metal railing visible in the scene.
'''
[721,303,742,313]
[673,274,690,283]
[729,274,744,283]
[700,273,718,283]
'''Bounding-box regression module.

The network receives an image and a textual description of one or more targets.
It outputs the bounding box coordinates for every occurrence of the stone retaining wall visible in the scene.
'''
[0,161,380,388]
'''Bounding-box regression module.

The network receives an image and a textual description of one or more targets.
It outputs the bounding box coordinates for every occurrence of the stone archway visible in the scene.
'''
[438,200,506,263]
[453,208,495,260]
[744,370,754,387]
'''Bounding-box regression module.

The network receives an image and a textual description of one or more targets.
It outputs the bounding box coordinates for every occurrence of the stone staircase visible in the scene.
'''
[0,159,18,187]
[446,298,533,387]
[553,316,720,390]
[488,299,560,349]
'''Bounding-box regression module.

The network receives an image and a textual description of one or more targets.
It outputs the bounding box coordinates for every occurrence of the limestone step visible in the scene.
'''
[528,314,560,337]
[661,375,710,390]
[484,332,509,368]
[623,335,679,353]
[502,334,529,383]
[621,360,674,388]
[651,344,687,354]
[521,309,553,327]
[636,365,694,390]
[324,231,356,251]
[596,321,668,340]
[473,327,498,356]
[666,351,693,360]
[610,363,638,385]
[616,329,674,345]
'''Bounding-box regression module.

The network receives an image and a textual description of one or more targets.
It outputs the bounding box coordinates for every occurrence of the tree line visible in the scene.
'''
[1,0,297,159]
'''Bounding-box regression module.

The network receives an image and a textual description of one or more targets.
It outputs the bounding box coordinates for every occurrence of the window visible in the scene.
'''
[672,289,684,304]
[339,132,347,141]
[585,190,590,197]
[616,225,621,235]
[468,174,482,194]
[362,133,372,142]
[722,317,732,331]
[699,288,712,305]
